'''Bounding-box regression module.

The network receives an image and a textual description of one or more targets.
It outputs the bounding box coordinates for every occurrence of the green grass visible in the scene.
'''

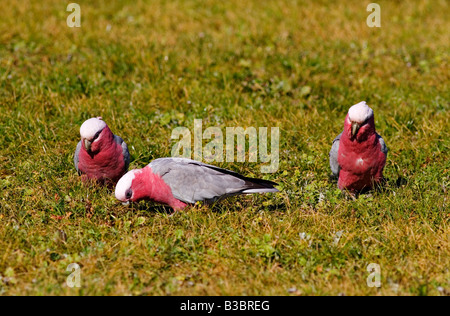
[0,0,449,295]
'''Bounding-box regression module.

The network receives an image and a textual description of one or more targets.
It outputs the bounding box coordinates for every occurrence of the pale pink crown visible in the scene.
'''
[348,101,374,123]
[80,117,107,140]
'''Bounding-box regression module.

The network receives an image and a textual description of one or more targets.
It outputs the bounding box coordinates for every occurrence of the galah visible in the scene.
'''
[329,101,388,192]
[115,157,279,210]
[74,117,130,185]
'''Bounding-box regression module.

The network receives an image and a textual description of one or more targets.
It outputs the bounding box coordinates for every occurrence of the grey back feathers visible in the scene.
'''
[114,135,131,171]
[149,158,279,204]
[74,140,82,174]
[329,132,342,177]
[377,134,388,156]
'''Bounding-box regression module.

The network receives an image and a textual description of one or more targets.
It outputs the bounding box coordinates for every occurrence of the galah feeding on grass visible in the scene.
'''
[74,117,130,186]
[115,157,279,210]
[329,101,388,192]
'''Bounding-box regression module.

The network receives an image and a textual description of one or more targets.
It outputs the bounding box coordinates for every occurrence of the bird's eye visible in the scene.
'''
[361,118,369,126]
[125,189,132,200]
[92,130,101,140]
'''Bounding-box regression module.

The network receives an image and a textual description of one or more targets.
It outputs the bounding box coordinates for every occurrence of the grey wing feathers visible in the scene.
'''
[74,140,82,174]
[149,158,278,204]
[377,134,388,156]
[114,135,131,171]
[329,132,342,177]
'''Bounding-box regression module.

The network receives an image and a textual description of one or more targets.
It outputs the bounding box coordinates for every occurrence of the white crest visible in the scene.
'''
[80,117,107,140]
[115,169,139,201]
[348,101,374,123]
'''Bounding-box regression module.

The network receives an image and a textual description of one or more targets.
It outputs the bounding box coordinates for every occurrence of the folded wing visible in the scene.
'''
[74,140,82,174]
[149,158,278,204]
[329,132,342,177]
[114,135,130,172]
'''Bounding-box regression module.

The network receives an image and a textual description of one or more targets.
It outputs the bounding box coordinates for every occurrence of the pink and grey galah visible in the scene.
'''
[329,101,388,192]
[74,117,130,186]
[115,157,279,210]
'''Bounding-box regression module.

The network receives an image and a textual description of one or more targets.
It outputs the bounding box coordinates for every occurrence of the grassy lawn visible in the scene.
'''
[0,0,448,295]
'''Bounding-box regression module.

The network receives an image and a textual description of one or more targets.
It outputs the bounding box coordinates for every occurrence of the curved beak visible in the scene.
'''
[84,139,92,151]
[351,122,360,138]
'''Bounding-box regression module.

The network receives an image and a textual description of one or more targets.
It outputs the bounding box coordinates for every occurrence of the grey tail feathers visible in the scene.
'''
[196,162,279,194]
[241,177,279,194]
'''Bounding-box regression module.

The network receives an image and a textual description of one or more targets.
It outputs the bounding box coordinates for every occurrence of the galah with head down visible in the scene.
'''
[115,157,279,210]
[74,117,130,185]
[329,101,388,192]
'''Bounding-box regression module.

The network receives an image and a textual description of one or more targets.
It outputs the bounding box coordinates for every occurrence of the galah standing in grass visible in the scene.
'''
[329,101,388,192]
[74,117,130,186]
[115,157,279,210]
